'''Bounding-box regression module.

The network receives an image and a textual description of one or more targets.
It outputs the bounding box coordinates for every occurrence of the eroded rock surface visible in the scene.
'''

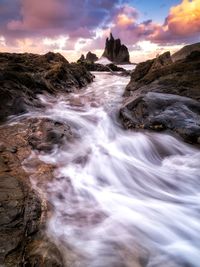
[124,51,200,100]
[0,116,74,266]
[0,52,93,122]
[102,33,130,64]
[120,49,200,144]
[120,92,200,144]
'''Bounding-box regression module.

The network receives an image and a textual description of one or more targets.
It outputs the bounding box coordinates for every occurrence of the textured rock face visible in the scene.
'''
[0,117,71,266]
[172,42,200,61]
[85,51,98,62]
[102,33,130,64]
[120,92,200,144]
[120,49,200,145]
[0,52,93,122]
[125,51,200,101]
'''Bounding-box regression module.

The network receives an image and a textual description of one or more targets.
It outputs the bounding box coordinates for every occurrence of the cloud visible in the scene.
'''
[150,0,200,43]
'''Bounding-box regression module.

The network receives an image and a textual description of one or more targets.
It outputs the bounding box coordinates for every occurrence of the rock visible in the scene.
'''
[77,54,85,63]
[172,42,200,62]
[77,61,130,76]
[120,92,200,144]
[0,52,94,122]
[124,50,200,101]
[0,118,66,266]
[85,51,98,63]
[102,33,130,64]
[28,118,73,153]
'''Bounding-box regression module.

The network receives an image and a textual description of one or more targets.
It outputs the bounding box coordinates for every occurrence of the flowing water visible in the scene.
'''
[28,72,200,267]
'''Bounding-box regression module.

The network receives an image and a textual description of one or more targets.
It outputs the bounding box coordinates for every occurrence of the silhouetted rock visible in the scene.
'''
[77,54,85,62]
[172,42,200,61]
[86,51,98,62]
[0,52,94,122]
[77,61,130,76]
[102,33,130,64]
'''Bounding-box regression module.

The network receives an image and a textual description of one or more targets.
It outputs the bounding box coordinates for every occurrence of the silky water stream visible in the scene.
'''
[26,72,200,267]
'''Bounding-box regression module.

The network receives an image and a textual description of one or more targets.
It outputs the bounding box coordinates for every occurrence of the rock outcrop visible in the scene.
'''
[120,49,200,145]
[172,42,200,62]
[0,52,94,122]
[125,51,200,100]
[77,52,98,63]
[120,92,200,144]
[86,51,98,62]
[102,33,130,64]
[0,117,70,267]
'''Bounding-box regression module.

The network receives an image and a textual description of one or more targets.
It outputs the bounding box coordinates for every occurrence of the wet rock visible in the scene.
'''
[102,33,130,64]
[28,118,72,152]
[0,118,65,267]
[0,52,93,122]
[120,92,200,144]
[124,50,200,101]
[78,61,130,76]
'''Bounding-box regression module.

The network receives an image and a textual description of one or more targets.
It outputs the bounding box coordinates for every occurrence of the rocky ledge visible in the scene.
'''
[0,117,73,266]
[0,52,94,266]
[0,52,94,122]
[120,49,200,145]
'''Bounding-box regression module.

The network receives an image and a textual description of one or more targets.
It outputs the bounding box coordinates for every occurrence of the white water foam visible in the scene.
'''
[29,72,200,267]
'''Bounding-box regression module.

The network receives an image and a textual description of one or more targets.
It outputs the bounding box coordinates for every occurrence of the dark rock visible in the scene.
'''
[124,50,200,101]
[120,92,200,144]
[0,118,65,267]
[28,118,72,153]
[78,61,130,76]
[0,174,41,266]
[172,42,200,62]
[85,51,98,63]
[77,54,85,63]
[0,52,93,122]
[102,33,130,64]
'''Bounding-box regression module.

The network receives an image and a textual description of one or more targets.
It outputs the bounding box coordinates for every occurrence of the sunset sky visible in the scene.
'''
[0,0,200,62]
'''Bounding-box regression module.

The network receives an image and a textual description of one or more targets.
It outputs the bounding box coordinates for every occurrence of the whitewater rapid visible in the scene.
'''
[30,72,200,267]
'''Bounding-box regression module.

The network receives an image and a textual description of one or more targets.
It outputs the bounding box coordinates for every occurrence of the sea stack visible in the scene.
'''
[102,33,130,64]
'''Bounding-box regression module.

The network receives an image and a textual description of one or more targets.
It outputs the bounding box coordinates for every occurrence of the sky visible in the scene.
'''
[0,0,200,62]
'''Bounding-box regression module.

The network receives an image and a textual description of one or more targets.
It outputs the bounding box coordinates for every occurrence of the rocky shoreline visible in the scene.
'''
[0,52,94,267]
[120,49,200,145]
[0,44,200,266]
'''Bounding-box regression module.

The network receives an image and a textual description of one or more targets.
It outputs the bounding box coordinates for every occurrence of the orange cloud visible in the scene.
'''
[151,0,200,43]
[117,13,135,27]
[167,0,200,36]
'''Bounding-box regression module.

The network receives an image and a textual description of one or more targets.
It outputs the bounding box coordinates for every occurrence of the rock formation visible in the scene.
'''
[0,52,93,122]
[77,52,98,63]
[0,117,69,266]
[172,42,200,62]
[102,33,130,64]
[120,49,200,144]
[86,51,98,62]
[0,52,94,266]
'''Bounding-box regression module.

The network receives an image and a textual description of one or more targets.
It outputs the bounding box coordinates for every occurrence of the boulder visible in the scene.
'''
[0,52,94,122]
[120,92,200,144]
[85,51,98,62]
[102,33,130,64]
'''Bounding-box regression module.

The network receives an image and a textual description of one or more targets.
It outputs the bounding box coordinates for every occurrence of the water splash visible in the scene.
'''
[30,72,200,267]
